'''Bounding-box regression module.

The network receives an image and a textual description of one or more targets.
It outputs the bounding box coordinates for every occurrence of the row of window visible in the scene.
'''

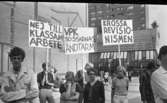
[89,14,145,22]
[89,8,145,18]
[100,50,157,60]
[88,4,145,14]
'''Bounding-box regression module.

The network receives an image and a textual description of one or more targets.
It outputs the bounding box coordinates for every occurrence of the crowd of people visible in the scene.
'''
[0,45,167,103]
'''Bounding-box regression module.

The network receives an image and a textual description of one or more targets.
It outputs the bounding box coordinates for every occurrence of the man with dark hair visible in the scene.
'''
[37,62,55,103]
[0,46,39,103]
[139,61,156,103]
[151,45,167,103]
[84,68,105,103]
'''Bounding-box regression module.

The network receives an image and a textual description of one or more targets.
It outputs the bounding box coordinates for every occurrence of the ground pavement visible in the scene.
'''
[105,77,141,103]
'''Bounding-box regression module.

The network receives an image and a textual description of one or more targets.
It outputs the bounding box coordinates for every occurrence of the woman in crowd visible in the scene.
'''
[112,66,129,103]
[49,67,60,88]
[83,68,105,103]
[59,71,80,103]
[104,72,109,86]
[75,70,84,103]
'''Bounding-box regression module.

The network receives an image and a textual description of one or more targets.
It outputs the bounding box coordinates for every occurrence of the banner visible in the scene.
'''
[29,20,63,48]
[101,19,134,45]
[64,27,95,54]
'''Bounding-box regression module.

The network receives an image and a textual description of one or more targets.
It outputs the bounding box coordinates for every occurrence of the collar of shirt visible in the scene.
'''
[158,66,167,74]
[4,67,30,82]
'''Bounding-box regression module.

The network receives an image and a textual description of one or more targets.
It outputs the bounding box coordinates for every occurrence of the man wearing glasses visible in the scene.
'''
[83,68,105,103]
[0,47,39,103]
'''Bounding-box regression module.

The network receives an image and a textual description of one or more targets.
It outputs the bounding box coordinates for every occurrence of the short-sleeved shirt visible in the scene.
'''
[0,68,39,103]
[112,77,129,96]
[151,66,167,103]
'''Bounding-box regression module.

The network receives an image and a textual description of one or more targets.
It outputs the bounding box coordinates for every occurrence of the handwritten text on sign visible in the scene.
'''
[101,20,134,45]
[29,20,63,48]
[64,27,95,54]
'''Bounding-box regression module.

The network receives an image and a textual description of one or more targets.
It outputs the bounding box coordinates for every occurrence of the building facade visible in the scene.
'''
[88,4,157,75]
[0,2,88,74]
[88,4,146,32]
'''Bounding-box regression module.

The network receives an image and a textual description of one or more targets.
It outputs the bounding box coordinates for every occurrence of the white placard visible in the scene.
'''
[64,27,95,54]
[29,20,63,48]
[101,19,134,45]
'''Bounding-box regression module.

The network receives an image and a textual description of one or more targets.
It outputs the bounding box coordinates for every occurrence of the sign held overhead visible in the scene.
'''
[101,19,134,45]
[29,20,63,48]
[64,27,95,54]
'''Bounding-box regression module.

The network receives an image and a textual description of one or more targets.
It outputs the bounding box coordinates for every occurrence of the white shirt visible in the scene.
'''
[151,66,167,103]
[0,68,39,103]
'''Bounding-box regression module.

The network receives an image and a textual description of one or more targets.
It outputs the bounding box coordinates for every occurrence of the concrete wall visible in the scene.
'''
[0,2,89,74]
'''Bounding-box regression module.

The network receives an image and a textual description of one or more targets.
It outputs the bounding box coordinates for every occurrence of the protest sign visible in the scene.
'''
[29,20,63,48]
[101,19,134,45]
[64,27,95,54]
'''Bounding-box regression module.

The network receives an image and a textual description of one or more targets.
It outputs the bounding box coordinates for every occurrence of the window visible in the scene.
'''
[142,24,145,27]
[137,27,141,30]
[120,8,124,11]
[116,8,120,11]
[96,5,102,10]
[89,6,95,10]
[91,17,96,21]
[97,10,102,14]
[140,5,145,8]
[105,4,110,8]
[91,23,95,26]
[90,12,96,16]
[106,10,110,13]
[127,6,134,10]
[140,17,145,20]
[127,13,133,16]
[98,16,102,20]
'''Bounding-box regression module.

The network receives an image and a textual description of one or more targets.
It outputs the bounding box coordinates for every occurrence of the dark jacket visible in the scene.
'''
[37,71,54,89]
[84,80,105,103]
[139,70,155,103]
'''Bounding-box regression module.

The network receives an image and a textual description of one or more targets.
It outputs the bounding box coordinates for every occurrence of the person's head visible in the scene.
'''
[42,62,47,71]
[147,61,156,70]
[158,45,167,65]
[84,62,94,71]
[87,68,97,82]
[65,71,75,82]
[9,47,25,72]
[116,66,126,78]
[75,70,83,82]
[51,67,57,73]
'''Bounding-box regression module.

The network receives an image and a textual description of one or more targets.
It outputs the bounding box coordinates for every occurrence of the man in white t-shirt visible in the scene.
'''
[151,45,167,103]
